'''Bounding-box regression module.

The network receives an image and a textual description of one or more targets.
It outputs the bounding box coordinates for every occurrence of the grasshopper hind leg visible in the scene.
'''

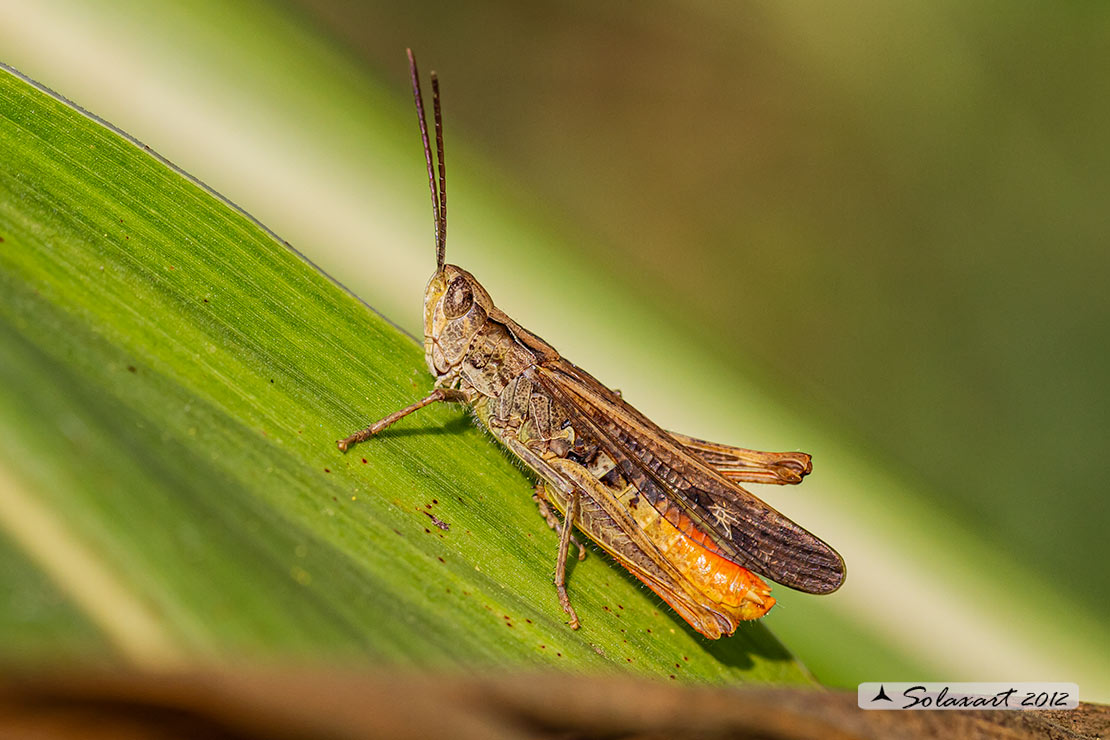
[554,487,581,629]
[532,483,586,561]
[534,481,585,629]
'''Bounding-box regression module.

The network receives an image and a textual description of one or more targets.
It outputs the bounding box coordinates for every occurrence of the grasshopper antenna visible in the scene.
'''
[406,48,446,271]
[431,70,447,266]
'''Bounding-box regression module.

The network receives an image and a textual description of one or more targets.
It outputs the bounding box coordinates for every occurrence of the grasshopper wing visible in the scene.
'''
[534,359,845,595]
[667,431,812,486]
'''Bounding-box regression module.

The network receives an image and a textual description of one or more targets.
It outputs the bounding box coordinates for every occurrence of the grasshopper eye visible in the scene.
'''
[443,276,473,319]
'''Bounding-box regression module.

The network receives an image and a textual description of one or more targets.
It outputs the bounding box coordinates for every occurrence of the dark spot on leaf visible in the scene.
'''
[626,658,632,663]
[556,653,562,657]
[269,379,274,383]
[392,529,402,536]
[539,645,545,649]
[682,656,688,662]
[505,622,513,628]
[617,604,624,609]
[127,366,136,373]
[432,499,438,505]
[669,675,676,680]
[525,619,532,624]
[361,458,367,464]
[424,528,431,534]
[168,265,174,270]
[324,468,330,473]
[203,298,208,303]
[646,629,652,633]
[437,557,445,563]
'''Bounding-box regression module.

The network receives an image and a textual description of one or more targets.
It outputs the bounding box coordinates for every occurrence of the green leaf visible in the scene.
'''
[0,67,810,683]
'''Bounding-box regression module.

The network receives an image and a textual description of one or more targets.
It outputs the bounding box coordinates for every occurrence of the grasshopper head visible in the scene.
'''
[406,53,492,377]
[423,265,493,377]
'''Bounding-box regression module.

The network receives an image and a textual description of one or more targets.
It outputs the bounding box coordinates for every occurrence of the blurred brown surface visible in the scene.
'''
[1,668,1106,740]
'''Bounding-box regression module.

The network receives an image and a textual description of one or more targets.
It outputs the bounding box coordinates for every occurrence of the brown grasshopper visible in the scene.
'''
[338,50,845,638]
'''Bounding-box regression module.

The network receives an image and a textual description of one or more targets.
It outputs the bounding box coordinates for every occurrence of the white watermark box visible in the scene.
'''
[858,683,1078,710]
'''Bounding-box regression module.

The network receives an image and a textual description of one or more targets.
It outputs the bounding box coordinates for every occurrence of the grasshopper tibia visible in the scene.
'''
[554,488,582,629]
[337,388,468,452]
[533,484,587,560]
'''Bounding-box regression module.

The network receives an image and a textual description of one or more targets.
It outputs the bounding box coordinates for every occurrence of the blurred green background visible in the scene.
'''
[2,0,1107,698]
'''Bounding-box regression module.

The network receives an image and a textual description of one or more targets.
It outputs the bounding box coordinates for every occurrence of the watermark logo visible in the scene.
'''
[858,683,1078,710]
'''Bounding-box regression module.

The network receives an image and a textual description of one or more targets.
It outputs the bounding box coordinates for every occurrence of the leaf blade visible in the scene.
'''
[0,67,810,684]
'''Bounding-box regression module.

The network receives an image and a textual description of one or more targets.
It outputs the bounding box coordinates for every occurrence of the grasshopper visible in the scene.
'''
[338,50,845,638]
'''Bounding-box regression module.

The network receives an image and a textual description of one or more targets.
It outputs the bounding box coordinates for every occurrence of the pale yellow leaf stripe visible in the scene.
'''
[0,461,183,667]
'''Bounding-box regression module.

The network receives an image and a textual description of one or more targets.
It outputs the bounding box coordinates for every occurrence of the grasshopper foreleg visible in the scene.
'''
[532,484,586,560]
[337,388,468,452]
[554,486,581,629]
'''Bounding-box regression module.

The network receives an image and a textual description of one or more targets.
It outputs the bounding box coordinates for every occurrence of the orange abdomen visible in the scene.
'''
[627,498,774,636]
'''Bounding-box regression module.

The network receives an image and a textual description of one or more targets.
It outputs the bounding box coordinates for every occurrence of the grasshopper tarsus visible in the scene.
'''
[558,579,581,630]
